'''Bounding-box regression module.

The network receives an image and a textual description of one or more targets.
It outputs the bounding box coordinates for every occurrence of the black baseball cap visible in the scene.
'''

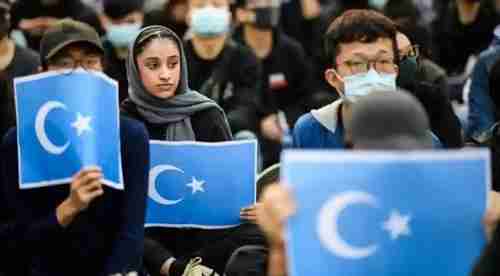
[39,18,104,65]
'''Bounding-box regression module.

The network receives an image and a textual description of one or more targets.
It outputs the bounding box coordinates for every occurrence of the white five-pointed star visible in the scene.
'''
[71,113,92,136]
[382,210,411,240]
[187,177,205,194]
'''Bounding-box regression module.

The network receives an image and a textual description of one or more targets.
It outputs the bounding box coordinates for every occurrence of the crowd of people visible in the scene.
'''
[2,0,500,275]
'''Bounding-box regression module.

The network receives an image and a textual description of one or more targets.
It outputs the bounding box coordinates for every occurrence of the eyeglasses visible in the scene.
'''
[339,59,398,75]
[47,56,102,72]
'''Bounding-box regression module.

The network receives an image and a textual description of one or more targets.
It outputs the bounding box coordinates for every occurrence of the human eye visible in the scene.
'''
[145,61,160,70]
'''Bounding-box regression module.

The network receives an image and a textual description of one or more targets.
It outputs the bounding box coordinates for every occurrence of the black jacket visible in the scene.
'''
[184,39,262,134]
[233,29,312,127]
[0,45,40,139]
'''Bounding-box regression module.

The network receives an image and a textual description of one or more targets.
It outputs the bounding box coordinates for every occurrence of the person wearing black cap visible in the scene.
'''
[0,0,40,139]
[101,0,145,102]
[1,19,150,276]
[10,0,103,51]
[232,0,313,167]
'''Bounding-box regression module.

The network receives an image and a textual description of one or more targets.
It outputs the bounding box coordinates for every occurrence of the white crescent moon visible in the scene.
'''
[35,101,70,155]
[149,165,185,205]
[317,191,378,259]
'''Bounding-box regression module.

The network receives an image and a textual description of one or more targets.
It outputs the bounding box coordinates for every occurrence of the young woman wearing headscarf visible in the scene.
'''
[121,25,265,276]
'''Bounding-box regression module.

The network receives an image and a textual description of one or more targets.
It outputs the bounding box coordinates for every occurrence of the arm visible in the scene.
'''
[104,119,150,274]
[227,46,262,134]
[467,56,496,141]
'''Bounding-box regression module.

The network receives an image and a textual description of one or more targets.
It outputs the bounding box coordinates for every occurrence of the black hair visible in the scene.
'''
[323,9,399,68]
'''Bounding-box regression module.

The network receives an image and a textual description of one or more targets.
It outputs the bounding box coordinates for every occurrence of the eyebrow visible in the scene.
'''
[350,50,394,59]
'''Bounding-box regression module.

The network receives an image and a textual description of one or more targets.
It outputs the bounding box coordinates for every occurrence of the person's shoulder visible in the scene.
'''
[227,39,258,62]
[12,45,40,71]
[278,31,305,54]
[120,116,149,141]
[194,105,224,120]
[293,112,324,135]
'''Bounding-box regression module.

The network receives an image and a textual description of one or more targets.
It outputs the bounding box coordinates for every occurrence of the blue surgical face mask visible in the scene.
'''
[190,6,230,37]
[343,68,397,101]
[106,23,142,48]
[369,0,389,9]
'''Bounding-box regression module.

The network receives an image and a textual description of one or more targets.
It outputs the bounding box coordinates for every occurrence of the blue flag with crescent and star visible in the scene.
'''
[15,69,123,190]
[146,140,257,229]
[282,150,489,276]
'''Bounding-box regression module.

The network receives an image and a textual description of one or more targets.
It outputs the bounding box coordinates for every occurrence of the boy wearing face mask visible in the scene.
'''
[0,0,40,139]
[101,0,145,103]
[184,0,262,137]
[233,0,313,166]
[292,9,440,149]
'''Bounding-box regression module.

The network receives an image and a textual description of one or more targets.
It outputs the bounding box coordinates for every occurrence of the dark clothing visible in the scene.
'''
[121,101,265,275]
[233,29,311,126]
[224,245,268,276]
[1,116,150,276]
[408,82,463,148]
[184,39,262,134]
[144,224,266,275]
[471,224,500,276]
[279,0,322,57]
[11,0,103,51]
[435,1,499,75]
[121,99,232,142]
[144,9,188,39]
[400,59,463,148]
[233,28,312,166]
[104,40,129,103]
[0,44,40,138]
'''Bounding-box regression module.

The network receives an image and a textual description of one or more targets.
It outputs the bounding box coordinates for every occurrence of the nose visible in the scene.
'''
[158,64,171,81]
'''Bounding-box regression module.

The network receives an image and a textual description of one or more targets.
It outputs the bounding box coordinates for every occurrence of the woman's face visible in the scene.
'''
[136,38,181,99]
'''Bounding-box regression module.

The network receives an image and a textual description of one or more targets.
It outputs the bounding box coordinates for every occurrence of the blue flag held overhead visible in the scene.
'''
[15,69,123,190]
[282,150,490,276]
[146,140,257,229]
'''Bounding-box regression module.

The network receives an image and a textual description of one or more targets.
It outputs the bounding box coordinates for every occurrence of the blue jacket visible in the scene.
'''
[292,100,441,149]
[467,30,500,140]
[1,116,149,276]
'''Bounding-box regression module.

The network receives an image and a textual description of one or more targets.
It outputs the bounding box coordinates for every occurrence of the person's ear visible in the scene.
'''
[99,14,110,31]
[325,68,344,97]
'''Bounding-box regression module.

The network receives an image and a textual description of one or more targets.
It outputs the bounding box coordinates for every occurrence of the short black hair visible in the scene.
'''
[323,9,398,68]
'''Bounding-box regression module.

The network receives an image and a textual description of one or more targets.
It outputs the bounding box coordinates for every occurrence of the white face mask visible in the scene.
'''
[190,6,230,37]
[343,68,397,101]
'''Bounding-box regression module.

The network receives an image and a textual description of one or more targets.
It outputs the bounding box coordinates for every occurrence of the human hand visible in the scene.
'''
[256,184,296,248]
[484,191,500,241]
[240,203,262,223]
[56,166,104,227]
[260,114,284,142]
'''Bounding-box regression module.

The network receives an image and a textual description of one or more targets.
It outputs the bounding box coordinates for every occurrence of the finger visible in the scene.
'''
[78,171,103,186]
[81,180,103,192]
[85,187,104,202]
